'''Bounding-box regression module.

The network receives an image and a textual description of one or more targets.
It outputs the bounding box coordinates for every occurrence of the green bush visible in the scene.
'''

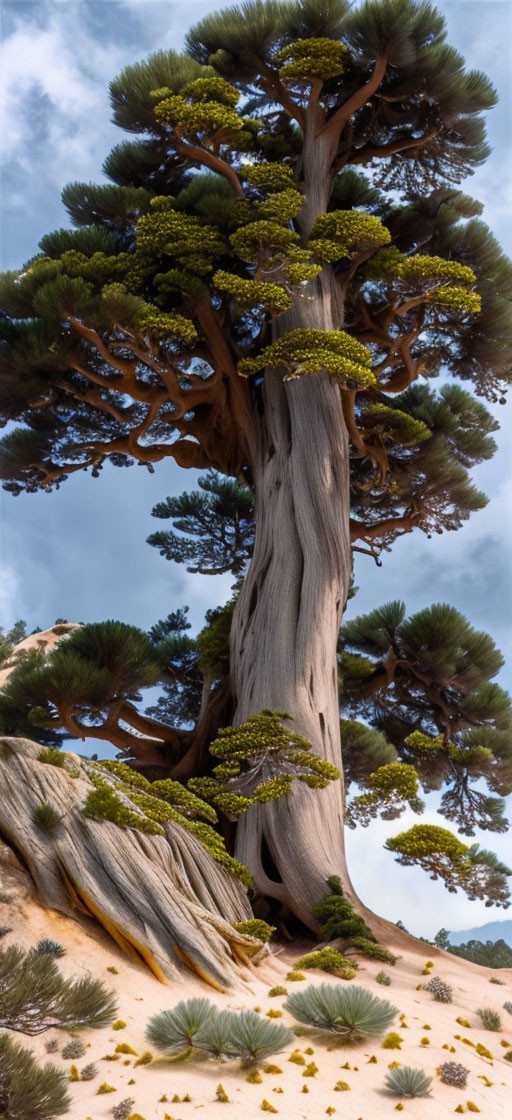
[146,998,213,1055]
[349,938,397,964]
[0,1031,70,1119]
[194,1010,238,1059]
[232,920,275,943]
[0,945,117,1034]
[311,876,371,940]
[295,949,358,979]
[33,804,61,832]
[226,1010,293,1066]
[476,1007,501,1031]
[385,1065,432,1097]
[284,983,397,1041]
[376,972,391,986]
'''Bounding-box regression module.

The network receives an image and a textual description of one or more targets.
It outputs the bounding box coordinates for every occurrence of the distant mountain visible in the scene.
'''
[448,920,512,947]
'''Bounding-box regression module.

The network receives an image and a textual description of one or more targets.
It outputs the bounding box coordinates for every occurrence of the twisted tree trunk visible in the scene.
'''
[0,737,264,990]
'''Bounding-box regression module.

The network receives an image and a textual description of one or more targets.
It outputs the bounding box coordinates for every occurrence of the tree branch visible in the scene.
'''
[350,127,440,166]
[317,56,387,141]
[174,138,244,197]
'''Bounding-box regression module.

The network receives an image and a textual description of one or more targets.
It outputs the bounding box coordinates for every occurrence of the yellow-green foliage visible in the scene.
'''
[262,1064,282,1074]
[239,327,375,386]
[386,824,468,860]
[456,1018,471,1028]
[233,919,275,943]
[295,949,358,979]
[115,1043,137,1055]
[309,210,391,261]
[181,77,239,106]
[216,1084,229,1102]
[38,748,66,767]
[190,710,339,818]
[261,1101,278,1114]
[133,1051,152,1067]
[266,1009,282,1018]
[334,1080,350,1090]
[247,1069,263,1083]
[97,1082,116,1093]
[82,785,164,835]
[242,163,295,192]
[69,1064,80,1081]
[427,286,481,314]
[153,92,244,136]
[382,1033,404,1050]
[230,219,300,262]
[288,1050,306,1065]
[213,271,292,313]
[268,987,287,997]
[405,731,445,754]
[286,971,306,982]
[112,1019,126,1030]
[475,1043,493,1059]
[274,37,350,81]
[361,404,431,447]
[303,1062,318,1077]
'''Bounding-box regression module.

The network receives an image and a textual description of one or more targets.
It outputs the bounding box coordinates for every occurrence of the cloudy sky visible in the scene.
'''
[1,0,511,938]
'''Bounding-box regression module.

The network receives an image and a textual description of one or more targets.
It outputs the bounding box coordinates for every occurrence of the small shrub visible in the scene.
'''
[133,1051,152,1066]
[97,1082,116,1093]
[45,1039,59,1053]
[456,1017,471,1027]
[349,938,397,964]
[295,949,358,979]
[112,1019,126,1030]
[194,1010,238,1059]
[439,1061,469,1087]
[232,920,275,943]
[263,1062,282,1073]
[0,1031,70,1119]
[385,1065,433,1097]
[0,945,117,1033]
[216,1084,229,1101]
[302,1061,318,1076]
[489,977,504,984]
[38,749,65,767]
[35,940,66,958]
[266,1009,282,1018]
[68,1064,79,1082]
[80,1062,97,1080]
[382,1032,403,1050]
[286,971,305,981]
[284,983,397,1041]
[146,998,213,1055]
[424,976,453,1003]
[376,972,391,986]
[112,1100,135,1120]
[311,876,371,940]
[504,1001,512,1016]
[33,804,61,832]
[61,1040,86,1060]
[227,1011,293,1066]
[261,1102,277,1113]
[115,1043,137,1055]
[246,1069,263,1083]
[334,1079,350,1090]
[288,1050,305,1065]
[268,987,287,997]
[475,1042,493,1059]
[476,1007,501,1031]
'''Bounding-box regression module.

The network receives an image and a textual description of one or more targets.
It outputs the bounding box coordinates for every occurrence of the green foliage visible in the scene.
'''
[33,804,61,832]
[223,1010,293,1066]
[284,983,397,1041]
[382,1031,403,1049]
[376,972,392,986]
[385,826,511,906]
[190,710,339,818]
[476,1007,501,1031]
[148,471,254,579]
[232,920,275,943]
[346,763,424,829]
[309,210,390,261]
[38,749,66,768]
[311,876,372,941]
[239,328,375,387]
[35,941,66,959]
[348,939,397,964]
[81,784,164,835]
[0,1031,71,1119]
[146,999,213,1055]
[446,938,512,968]
[0,945,117,1033]
[294,949,358,979]
[385,1065,432,1098]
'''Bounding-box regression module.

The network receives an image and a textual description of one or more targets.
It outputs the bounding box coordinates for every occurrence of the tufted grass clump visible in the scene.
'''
[385,1065,432,1097]
[476,1007,501,1031]
[284,983,397,1042]
[424,976,453,1003]
[112,1100,135,1120]
[194,1010,239,1059]
[439,1061,469,1087]
[35,940,66,959]
[80,1062,97,1080]
[226,1011,293,1066]
[146,998,213,1055]
[61,1039,86,1060]
[376,972,392,986]
[0,944,118,1033]
[0,1031,70,1119]
[295,949,358,979]
[33,804,62,832]
[348,938,397,965]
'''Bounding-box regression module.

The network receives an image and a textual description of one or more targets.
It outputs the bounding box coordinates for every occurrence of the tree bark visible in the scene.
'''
[0,737,264,990]
[230,124,370,928]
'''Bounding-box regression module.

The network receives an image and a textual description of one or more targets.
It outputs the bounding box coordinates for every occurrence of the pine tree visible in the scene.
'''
[1,0,511,925]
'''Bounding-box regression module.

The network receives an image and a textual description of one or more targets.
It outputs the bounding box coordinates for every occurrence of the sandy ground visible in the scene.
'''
[2,871,511,1120]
